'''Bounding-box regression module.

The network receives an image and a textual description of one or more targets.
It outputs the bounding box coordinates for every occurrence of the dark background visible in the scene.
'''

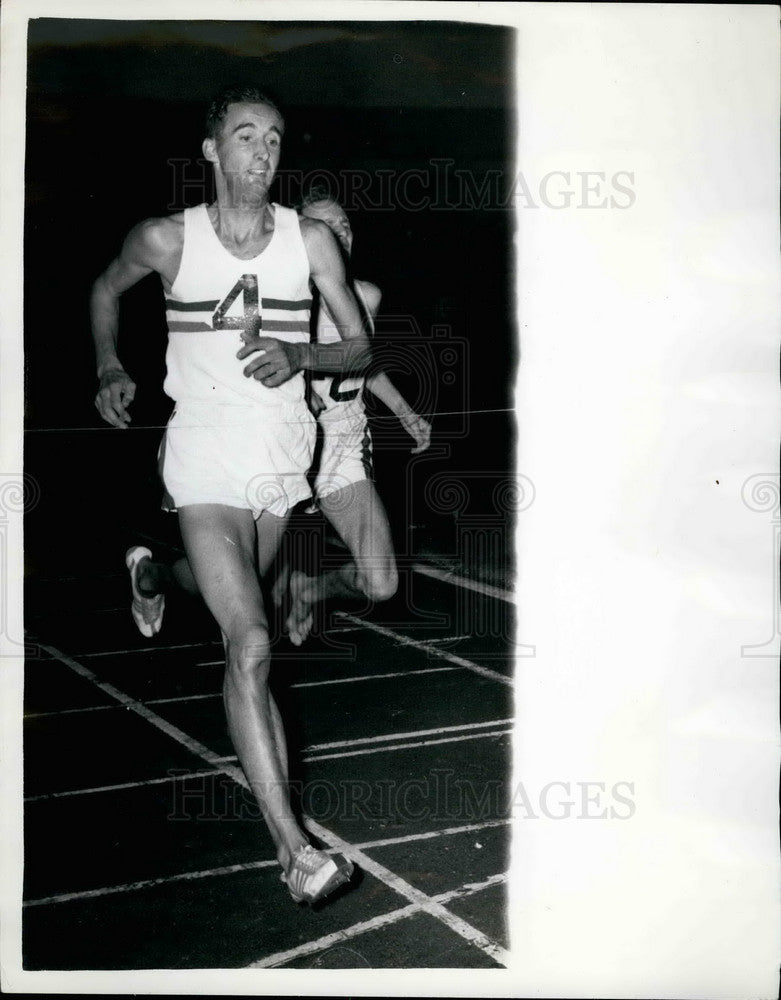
[24,18,516,584]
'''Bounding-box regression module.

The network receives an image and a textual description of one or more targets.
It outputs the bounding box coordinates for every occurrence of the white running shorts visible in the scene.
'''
[160,400,315,519]
[312,403,374,502]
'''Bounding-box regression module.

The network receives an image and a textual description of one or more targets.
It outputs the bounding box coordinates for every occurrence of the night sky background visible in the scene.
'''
[24,17,516,574]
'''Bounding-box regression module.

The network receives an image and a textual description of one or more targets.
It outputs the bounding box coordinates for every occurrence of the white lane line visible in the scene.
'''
[193,664,462,686]
[211,718,514,766]
[26,659,466,722]
[292,666,458,688]
[36,643,249,790]
[25,703,117,721]
[358,817,509,852]
[309,717,514,752]
[446,871,507,898]
[24,767,220,803]
[23,858,280,908]
[24,819,509,908]
[24,658,470,722]
[420,635,473,645]
[24,690,221,722]
[250,873,508,969]
[24,661,485,728]
[322,626,472,644]
[261,905,424,966]
[303,816,510,967]
[147,692,219,707]
[36,643,507,962]
[78,640,222,658]
[412,562,517,606]
[26,725,512,798]
[334,612,513,687]
[303,728,512,763]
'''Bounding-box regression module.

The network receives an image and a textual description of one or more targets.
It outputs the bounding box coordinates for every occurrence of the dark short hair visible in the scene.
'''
[297,184,339,211]
[205,85,284,139]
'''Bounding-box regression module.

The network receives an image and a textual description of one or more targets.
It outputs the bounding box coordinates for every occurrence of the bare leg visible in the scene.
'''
[254,510,292,777]
[179,504,306,871]
[138,502,287,600]
[218,636,288,778]
[286,480,398,645]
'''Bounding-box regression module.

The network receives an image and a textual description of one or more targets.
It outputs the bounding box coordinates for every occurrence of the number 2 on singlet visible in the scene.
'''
[212,274,260,337]
[329,376,361,403]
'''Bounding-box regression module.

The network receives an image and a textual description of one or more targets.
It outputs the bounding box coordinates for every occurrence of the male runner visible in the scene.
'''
[280,187,432,645]
[92,85,370,905]
[128,189,432,647]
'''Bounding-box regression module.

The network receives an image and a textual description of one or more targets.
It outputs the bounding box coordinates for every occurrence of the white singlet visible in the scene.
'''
[160,203,315,517]
[309,282,374,501]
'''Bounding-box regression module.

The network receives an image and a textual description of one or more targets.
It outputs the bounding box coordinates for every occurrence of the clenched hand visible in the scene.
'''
[399,411,432,453]
[237,336,304,388]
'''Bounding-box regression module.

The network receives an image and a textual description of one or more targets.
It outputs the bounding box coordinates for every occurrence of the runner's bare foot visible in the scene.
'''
[286,570,315,646]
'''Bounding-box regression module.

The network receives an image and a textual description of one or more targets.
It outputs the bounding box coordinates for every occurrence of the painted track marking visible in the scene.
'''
[302,815,510,967]
[308,717,513,751]
[194,662,461,686]
[24,819,509,908]
[412,561,517,605]
[250,873,508,969]
[76,640,222,658]
[304,728,512,763]
[334,611,513,686]
[291,665,458,688]
[25,727,511,800]
[24,691,219,722]
[213,718,515,765]
[23,666,463,721]
[34,642,508,966]
[25,767,220,803]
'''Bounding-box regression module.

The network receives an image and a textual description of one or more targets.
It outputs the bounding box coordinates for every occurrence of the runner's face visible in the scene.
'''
[301,199,353,255]
[206,102,283,205]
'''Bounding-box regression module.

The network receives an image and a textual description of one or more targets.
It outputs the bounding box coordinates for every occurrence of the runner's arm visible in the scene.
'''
[357,282,432,453]
[91,219,174,427]
[238,220,372,386]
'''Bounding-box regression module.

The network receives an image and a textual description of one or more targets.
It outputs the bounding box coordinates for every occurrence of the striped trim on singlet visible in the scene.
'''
[360,424,374,478]
[165,296,312,334]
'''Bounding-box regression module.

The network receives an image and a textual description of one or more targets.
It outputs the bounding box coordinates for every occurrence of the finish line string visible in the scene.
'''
[23,407,517,434]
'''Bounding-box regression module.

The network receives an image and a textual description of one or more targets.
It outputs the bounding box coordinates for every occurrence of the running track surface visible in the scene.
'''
[22,537,514,970]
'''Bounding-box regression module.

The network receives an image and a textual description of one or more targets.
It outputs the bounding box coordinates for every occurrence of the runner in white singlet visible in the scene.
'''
[277,189,431,646]
[91,86,366,906]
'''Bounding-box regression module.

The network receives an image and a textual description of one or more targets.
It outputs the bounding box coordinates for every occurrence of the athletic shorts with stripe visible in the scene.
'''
[312,402,374,502]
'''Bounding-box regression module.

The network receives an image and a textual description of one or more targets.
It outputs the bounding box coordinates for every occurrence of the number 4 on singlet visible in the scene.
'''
[212,274,260,337]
